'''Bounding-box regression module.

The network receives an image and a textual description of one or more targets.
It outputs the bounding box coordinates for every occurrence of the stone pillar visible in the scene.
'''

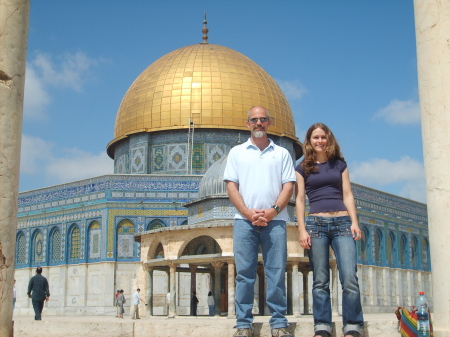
[227,261,235,318]
[382,267,389,307]
[367,266,374,306]
[168,263,177,318]
[292,263,301,317]
[406,270,412,307]
[301,269,310,315]
[146,267,153,316]
[212,262,223,316]
[394,269,402,306]
[286,264,293,315]
[0,1,29,336]
[414,1,450,335]
[165,269,170,315]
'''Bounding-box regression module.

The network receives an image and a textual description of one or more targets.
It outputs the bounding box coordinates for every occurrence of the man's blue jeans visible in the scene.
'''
[233,219,288,329]
[306,215,364,334]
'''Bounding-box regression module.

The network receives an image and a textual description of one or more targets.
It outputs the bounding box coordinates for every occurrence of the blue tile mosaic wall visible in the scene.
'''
[114,130,295,175]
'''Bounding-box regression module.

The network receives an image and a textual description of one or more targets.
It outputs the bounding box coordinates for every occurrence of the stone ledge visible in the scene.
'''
[13,314,399,337]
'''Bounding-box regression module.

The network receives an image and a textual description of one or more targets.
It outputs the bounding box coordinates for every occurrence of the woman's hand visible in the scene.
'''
[299,229,311,249]
[351,223,361,240]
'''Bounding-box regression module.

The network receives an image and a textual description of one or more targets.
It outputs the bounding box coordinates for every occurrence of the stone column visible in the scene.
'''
[286,264,293,315]
[382,267,389,307]
[0,1,29,336]
[301,269,310,315]
[168,262,177,318]
[146,267,153,316]
[414,1,450,335]
[189,264,197,316]
[227,261,235,318]
[212,262,223,316]
[292,262,301,317]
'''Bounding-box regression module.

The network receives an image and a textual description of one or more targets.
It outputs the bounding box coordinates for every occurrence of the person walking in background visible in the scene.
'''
[131,288,144,319]
[27,267,50,320]
[207,291,215,316]
[117,290,125,318]
[191,291,199,316]
[295,123,364,337]
[115,289,120,317]
[224,106,295,337]
[13,279,17,310]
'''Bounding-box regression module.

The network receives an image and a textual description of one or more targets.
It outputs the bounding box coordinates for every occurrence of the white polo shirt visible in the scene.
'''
[223,138,296,221]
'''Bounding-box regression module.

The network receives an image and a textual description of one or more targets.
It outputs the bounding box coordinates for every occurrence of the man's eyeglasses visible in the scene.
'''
[248,117,269,123]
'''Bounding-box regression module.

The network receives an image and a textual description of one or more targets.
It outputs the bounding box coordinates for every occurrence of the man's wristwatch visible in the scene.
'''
[271,205,281,214]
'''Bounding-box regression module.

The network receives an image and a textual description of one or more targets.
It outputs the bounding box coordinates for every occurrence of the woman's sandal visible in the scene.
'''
[313,331,331,337]
[344,332,361,337]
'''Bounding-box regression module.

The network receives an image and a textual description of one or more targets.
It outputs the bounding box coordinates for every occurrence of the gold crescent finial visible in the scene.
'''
[201,11,208,44]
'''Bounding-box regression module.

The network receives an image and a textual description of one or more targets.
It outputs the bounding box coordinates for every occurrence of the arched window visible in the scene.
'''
[387,231,395,266]
[69,225,81,260]
[155,243,164,259]
[88,221,101,261]
[374,229,383,265]
[181,235,222,256]
[117,219,135,259]
[411,236,419,269]
[147,219,166,231]
[179,219,188,226]
[359,227,369,263]
[16,233,27,265]
[421,238,430,271]
[50,228,61,263]
[32,230,44,264]
[399,234,407,267]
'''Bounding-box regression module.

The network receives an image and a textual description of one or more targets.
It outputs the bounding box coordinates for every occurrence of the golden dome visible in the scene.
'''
[107,43,298,156]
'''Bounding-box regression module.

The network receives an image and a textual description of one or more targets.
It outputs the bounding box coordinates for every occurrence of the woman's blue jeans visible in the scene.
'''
[306,215,364,335]
[233,219,289,329]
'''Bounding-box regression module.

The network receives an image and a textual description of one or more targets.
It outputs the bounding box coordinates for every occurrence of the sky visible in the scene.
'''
[21,1,426,203]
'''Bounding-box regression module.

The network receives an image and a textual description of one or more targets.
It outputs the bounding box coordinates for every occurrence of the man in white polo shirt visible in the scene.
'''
[223,106,295,337]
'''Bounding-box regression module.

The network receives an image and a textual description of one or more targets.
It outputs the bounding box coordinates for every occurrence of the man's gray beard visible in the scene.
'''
[253,130,266,138]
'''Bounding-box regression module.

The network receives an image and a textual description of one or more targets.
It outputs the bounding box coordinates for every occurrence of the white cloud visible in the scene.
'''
[276,79,308,100]
[45,149,112,183]
[373,99,421,125]
[33,52,95,91]
[23,66,51,120]
[20,134,113,186]
[20,134,54,174]
[350,156,426,202]
[23,51,97,120]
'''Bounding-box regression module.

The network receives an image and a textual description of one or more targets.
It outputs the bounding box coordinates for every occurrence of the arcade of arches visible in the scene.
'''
[136,223,335,317]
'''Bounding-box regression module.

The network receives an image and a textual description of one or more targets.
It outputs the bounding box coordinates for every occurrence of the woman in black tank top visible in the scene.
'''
[295,123,364,337]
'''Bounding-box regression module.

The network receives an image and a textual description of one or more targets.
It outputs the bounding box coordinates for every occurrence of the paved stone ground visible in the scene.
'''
[12,313,400,337]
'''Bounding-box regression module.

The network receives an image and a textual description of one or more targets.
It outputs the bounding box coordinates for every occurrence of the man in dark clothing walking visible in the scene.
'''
[27,266,50,320]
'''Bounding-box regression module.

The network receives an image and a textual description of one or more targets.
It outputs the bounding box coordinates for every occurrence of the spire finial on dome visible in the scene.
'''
[201,11,209,44]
